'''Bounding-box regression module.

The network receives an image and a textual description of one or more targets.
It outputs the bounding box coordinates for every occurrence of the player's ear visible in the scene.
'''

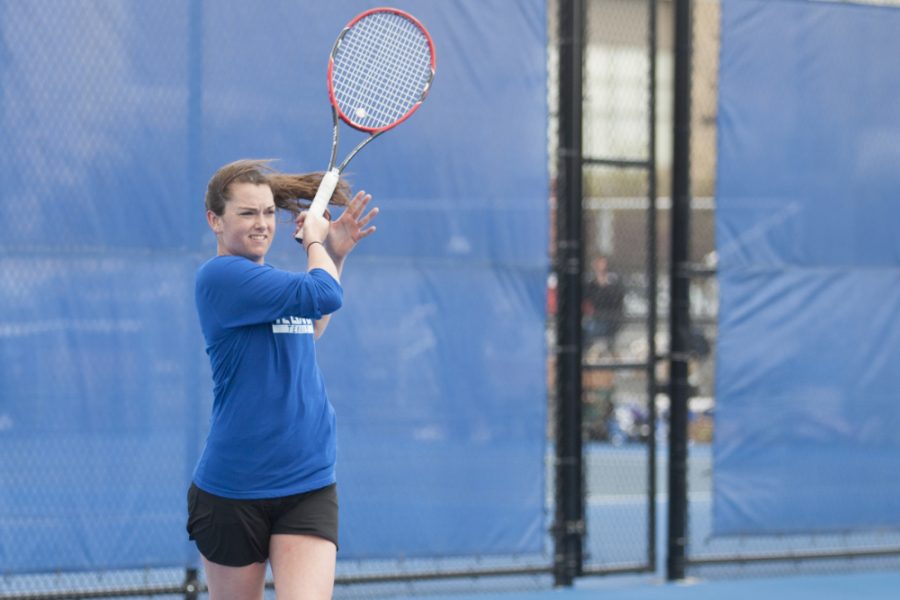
[207,210,223,234]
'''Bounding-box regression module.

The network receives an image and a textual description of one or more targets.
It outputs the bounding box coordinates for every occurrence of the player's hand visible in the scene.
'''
[297,210,331,249]
[326,191,378,259]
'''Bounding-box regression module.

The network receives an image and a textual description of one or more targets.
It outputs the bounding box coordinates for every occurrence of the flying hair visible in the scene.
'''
[205,159,351,216]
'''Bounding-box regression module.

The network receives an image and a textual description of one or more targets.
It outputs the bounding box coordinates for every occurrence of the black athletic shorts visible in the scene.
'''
[186,482,338,567]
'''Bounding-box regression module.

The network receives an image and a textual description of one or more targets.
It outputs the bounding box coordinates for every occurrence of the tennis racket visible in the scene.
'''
[296,7,436,234]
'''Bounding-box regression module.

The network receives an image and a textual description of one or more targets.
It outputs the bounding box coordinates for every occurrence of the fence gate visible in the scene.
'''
[552,0,660,584]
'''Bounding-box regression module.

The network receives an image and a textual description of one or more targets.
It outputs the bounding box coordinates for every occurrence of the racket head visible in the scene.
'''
[327,8,436,134]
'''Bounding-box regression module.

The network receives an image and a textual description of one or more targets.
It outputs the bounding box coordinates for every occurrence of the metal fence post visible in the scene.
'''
[667,0,693,583]
[554,0,586,587]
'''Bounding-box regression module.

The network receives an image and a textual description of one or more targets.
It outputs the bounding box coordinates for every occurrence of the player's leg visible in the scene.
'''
[203,557,267,600]
[187,483,271,600]
[269,534,336,600]
[268,484,339,600]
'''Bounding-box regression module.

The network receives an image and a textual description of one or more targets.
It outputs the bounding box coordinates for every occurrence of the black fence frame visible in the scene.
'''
[554,0,660,586]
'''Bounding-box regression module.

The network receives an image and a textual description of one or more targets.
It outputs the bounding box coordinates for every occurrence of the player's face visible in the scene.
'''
[209,182,276,264]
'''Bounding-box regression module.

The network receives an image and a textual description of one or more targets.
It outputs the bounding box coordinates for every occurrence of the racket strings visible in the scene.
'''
[336,18,427,124]
[332,12,432,129]
[341,17,426,91]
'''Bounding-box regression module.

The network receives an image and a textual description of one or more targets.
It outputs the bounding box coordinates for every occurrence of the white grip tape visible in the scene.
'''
[309,169,340,218]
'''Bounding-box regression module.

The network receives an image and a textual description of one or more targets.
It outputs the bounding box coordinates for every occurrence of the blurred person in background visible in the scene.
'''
[583,254,626,356]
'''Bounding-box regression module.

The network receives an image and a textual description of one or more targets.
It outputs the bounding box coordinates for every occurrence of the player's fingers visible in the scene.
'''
[358,206,379,227]
[348,191,370,217]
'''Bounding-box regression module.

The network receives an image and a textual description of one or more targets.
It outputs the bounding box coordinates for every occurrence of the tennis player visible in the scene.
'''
[187,159,377,599]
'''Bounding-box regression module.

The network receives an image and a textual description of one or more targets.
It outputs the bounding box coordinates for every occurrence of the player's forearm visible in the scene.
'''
[305,242,340,282]
[313,253,345,339]
[314,314,331,339]
[331,254,346,278]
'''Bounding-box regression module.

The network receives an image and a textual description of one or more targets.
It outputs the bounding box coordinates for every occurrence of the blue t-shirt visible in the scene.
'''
[193,255,343,499]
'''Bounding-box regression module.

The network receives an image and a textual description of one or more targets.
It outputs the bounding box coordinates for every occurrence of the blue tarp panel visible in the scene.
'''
[0,0,548,571]
[714,0,900,535]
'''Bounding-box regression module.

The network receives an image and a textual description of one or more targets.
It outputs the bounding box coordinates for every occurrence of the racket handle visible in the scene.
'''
[309,169,340,218]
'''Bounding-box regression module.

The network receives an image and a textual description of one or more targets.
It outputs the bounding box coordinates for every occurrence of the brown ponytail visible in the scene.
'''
[205,159,351,216]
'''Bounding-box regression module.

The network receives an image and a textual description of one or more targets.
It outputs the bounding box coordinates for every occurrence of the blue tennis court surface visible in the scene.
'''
[413,570,900,600]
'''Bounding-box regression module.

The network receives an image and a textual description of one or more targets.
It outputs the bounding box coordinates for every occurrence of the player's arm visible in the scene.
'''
[312,255,345,339]
[298,192,378,339]
[197,257,341,331]
[301,212,340,282]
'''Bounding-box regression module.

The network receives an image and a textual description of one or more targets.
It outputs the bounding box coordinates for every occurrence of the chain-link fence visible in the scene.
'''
[683,0,900,581]
[1,1,554,598]
[553,0,900,587]
[548,0,660,579]
[579,0,658,574]
[8,1,900,597]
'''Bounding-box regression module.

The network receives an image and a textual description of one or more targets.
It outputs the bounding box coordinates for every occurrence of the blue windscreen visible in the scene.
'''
[714,0,900,535]
[0,0,548,571]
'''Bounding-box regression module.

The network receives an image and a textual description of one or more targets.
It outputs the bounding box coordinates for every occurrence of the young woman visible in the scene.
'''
[187,159,377,600]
